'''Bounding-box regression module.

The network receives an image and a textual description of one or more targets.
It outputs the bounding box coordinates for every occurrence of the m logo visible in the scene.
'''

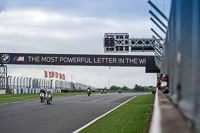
[1,54,10,63]
[13,56,24,61]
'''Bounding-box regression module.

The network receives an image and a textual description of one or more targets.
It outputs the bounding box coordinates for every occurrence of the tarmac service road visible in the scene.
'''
[0,93,146,133]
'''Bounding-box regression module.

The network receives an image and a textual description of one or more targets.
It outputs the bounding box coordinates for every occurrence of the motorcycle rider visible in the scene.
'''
[46,90,53,101]
[87,86,91,95]
[101,89,104,94]
[87,86,91,91]
[39,89,46,96]
[104,89,107,94]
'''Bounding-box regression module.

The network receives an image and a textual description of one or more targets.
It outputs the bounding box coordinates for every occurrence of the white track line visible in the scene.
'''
[72,96,136,133]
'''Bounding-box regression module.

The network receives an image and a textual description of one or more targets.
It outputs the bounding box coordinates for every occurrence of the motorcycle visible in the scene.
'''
[87,89,91,96]
[39,92,45,103]
[101,89,104,94]
[46,93,52,104]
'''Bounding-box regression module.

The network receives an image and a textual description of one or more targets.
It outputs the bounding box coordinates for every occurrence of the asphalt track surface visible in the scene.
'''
[0,93,145,133]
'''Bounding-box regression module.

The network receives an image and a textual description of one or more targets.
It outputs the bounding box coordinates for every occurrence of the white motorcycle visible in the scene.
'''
[39,92,45,103]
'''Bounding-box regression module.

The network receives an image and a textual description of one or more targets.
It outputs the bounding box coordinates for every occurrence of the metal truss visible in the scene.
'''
[0,65,7,89]
[104,33,163,53]
[148,0,168,69]
[129,38,157,52]
[103,33,164,71]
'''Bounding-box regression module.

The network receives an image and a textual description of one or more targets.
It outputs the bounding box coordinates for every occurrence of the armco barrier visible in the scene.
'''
[0,90,6,94]
[11,89,61,94]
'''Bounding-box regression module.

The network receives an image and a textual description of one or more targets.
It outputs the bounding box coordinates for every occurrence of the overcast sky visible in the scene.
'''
[0,0,171,88]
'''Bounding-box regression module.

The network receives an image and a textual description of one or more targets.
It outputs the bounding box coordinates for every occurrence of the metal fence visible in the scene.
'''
[6,76,53,90]
[0,75,97,93]
[160,0,200,132]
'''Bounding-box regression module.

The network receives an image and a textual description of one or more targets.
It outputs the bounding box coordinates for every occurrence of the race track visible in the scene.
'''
[0,93,145,133]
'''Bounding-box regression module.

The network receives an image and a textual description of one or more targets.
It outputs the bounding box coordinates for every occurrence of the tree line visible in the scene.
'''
[109,84,155,92]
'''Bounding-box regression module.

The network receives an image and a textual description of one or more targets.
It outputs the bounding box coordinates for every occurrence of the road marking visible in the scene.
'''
[72,96,136,133]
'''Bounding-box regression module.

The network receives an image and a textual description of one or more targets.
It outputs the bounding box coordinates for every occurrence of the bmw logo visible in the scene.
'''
[1,54,10,63]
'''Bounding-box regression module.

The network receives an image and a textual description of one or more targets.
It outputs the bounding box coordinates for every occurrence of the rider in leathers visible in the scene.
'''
[46,90,53,101]
[39,89,46,96]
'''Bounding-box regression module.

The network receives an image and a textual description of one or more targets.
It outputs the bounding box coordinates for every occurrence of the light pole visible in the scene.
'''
[29,78,32,89]
[7,76,12,89]
[17,77,20,89]
[20,77,23,89]
[71,75,73,83]
[13,76,16,89]
[108,66,111,91]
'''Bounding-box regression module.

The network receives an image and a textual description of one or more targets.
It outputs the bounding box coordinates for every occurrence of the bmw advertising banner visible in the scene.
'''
[0,53,155,67]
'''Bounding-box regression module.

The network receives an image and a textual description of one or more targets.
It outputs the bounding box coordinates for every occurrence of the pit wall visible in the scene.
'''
[160,0,200,132]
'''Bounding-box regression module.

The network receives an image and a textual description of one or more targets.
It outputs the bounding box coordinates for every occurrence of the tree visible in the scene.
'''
[121,85,129,90]
[134,84,140,92]
[109,85,121,91]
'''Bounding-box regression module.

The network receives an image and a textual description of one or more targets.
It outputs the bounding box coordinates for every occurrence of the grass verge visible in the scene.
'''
[0,92,99,104]
[80,94,155,133]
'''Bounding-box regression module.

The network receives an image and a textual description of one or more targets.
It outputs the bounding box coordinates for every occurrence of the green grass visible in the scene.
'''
[0,92,99,104]
[80,94,155,133]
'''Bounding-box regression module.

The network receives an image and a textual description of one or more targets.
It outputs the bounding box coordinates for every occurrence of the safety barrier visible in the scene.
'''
[13,89,61,94]
[158,0,200,132]
[0,90,6,94]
